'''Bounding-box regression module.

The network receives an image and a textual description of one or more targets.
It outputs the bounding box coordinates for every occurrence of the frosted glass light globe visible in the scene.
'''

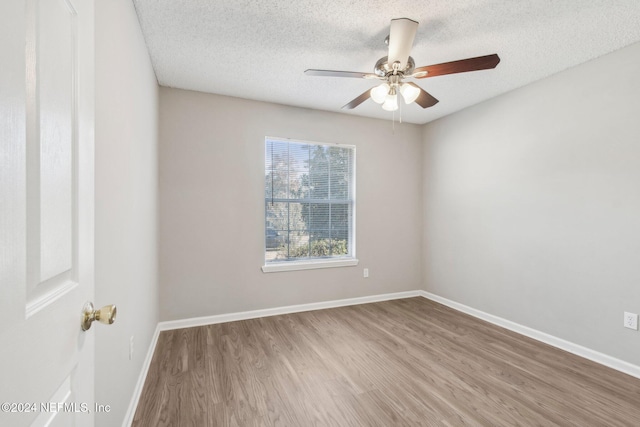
[400,83,420,104]
[381,94,398,111]
[370,83,390,104]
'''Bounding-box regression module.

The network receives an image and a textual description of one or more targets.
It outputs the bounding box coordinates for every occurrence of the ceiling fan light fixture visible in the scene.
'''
[400,83,421,104]
[370,83,390,104]
[305,17,500,114]
[382,93,398,111]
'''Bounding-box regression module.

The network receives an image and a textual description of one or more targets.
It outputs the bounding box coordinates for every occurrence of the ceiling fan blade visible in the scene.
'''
[341,89,372,109]
[388,18,418,70]
[413,54,500,78]
[404,82,439,108]
[305,69,379,79]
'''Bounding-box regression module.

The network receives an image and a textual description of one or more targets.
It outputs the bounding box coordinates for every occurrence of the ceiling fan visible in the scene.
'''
[305,18,500,112]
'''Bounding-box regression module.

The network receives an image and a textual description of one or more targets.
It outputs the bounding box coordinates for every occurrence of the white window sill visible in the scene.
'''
[262,258,359,273]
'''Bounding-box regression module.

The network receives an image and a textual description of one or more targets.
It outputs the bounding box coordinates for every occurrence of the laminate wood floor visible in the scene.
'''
[132,298,640,426]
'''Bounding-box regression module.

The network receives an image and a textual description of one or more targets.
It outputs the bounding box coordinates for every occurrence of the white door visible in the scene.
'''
[1,0,96,425]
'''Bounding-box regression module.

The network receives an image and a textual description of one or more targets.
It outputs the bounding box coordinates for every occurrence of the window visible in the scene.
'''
[263,137,357,272]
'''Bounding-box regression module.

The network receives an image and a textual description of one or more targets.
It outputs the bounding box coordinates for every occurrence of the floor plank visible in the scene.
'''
[133,298,640,426]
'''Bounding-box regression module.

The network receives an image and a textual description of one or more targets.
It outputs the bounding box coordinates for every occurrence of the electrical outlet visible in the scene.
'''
[129,336,135,360]
[363,268,369,278]
[624,312,638,330]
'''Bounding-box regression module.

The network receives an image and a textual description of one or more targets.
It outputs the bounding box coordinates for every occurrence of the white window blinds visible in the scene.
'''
[265,137,355,263]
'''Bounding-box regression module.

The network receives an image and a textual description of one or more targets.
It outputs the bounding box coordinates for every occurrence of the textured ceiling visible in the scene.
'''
[132,0,640,124]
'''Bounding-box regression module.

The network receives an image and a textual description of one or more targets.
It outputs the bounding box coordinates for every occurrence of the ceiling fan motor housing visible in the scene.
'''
[374,56,415,77]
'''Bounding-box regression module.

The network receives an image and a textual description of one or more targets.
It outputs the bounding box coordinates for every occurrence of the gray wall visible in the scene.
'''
[422,42,640,366]
[159,88,424,321]
[95,0,159,425]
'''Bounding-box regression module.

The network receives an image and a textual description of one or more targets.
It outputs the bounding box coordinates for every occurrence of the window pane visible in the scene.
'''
[330,203,349,230]
[265,229,285,257]
[288,231,310,259]
[270,245,289,261]
[331,229,349,256]
[308,203,329,236]
[289,143,309,199]
[329,146,350,200]
[288,202,307,232]
[265,141,289,199]
[309,236,332,257]
[309,145,329,200]
[265,201,288,231]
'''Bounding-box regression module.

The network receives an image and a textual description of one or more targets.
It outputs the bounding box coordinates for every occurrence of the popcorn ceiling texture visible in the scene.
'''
[132,0,640,124]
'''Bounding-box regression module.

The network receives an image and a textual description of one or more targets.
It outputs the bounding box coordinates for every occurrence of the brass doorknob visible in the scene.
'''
[81,302,117,331]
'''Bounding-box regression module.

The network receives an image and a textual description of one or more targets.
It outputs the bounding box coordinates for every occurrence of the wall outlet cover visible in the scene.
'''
[624,312,638,330]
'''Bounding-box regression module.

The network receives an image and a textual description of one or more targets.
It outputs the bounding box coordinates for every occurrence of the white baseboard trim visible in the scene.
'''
[420,291,640,380]
[158,290,423,331]
[122,323,161,427]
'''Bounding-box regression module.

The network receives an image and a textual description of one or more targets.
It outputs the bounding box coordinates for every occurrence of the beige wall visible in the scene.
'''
[95,0,159,425]
[422,42,640,366]
[159,88,423,321]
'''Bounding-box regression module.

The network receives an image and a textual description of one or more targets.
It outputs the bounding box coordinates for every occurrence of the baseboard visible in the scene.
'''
[122,323,161,427]
[420,291,640,380]
[159,290,423,331]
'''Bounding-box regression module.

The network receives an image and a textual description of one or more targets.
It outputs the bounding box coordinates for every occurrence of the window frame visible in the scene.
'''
[262,136,358,273]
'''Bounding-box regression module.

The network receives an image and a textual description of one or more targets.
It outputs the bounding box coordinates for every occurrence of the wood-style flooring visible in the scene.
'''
[132,297,640,426]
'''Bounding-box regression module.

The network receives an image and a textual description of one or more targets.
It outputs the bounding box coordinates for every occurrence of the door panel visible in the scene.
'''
[26,0,79,316]
[35,0,75,286]
[0,0,95,425]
